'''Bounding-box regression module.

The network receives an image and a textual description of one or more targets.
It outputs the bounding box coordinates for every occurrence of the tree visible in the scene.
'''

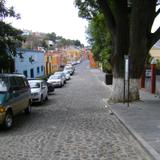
[0,0,24,72]
[86,13,112,73]
[75,0,160,102]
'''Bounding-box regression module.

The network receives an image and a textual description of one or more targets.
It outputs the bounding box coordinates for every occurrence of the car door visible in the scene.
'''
[41,81,48,99]
[9,76,21,114]
[15,77,29,112]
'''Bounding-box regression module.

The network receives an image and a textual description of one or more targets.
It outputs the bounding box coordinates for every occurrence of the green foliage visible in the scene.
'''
[0,21,24,70]
[0,0,24,71]
[46,32,57,43]
[76,0,160,77]
[87,13,112,73]
[0,0,20,19]
[74,0,98,20]
[23,32,84,50]
[145,53,152,68]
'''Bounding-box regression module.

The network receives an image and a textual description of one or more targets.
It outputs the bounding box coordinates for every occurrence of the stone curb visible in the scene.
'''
[109,105,160,160]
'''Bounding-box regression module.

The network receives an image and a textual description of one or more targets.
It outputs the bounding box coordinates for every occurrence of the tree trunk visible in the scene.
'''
[99,0,159,103]
[109,1,156,102]
[109,78,139,103]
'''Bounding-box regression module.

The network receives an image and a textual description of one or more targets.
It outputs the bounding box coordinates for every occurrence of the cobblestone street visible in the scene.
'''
[0,61,153,160]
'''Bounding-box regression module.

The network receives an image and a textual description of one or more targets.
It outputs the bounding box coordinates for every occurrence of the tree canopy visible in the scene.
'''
[75,0,160,102]
[75,0,160,77]
[23,31,84,50]
[86,13,112,73]
[0,0,24,71]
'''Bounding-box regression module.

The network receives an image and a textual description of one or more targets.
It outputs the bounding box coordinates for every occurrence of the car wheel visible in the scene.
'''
[3,110,13,129]
[45,95,48,101]
[24,101,31,114]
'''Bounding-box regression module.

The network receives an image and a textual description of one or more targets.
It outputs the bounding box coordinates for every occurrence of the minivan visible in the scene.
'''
[0,74,31,129]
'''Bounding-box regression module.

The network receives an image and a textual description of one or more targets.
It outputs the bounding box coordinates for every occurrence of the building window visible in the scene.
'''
[41,65,44,72]
[30,68,34,78]
[23,70,28,78]
[37,67,40,74]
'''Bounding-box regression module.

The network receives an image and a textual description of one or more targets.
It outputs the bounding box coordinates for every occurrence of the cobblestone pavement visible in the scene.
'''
[0,61,153,160]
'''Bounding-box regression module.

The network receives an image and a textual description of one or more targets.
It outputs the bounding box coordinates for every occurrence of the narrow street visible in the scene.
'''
[0,60,152,160]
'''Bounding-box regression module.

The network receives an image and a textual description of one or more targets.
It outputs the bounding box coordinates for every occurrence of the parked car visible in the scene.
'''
[64,65,75,75]
[28,79,48,104]
[77,59,81,64]
[0,74,31,129]
[71,61,78,65]
[63,70,71,80]
[54,71,66,83]
[47,74,65,87]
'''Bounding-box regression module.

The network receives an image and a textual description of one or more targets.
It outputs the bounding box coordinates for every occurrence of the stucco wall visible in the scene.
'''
[15,49,45,78]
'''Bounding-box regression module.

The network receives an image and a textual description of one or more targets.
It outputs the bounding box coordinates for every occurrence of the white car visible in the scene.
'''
[54,71,66,83]
[63,70,71,80]
[64,65,75,75]
[47,74,65,87]
[28,79,48,104]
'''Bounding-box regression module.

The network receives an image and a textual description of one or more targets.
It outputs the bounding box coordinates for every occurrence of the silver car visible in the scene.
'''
[54,71,66,83]
[47,75,64,87]
[63,70,71,80]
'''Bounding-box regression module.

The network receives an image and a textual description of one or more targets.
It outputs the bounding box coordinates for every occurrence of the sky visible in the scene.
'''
[5,1,160,46]
[6,0,89,45]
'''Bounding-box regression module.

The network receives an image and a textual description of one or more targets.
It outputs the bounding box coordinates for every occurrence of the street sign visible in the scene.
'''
[125,55,129,81]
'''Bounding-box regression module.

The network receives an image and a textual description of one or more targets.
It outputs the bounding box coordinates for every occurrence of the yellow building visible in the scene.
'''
[65,49,81,63]
[44,51,62,76]
[150,44,160,60]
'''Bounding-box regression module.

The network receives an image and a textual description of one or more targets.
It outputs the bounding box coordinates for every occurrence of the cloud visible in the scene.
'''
[6,0,88,45]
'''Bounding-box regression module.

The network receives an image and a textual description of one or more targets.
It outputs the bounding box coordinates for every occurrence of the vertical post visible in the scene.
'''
[128,56,130,107]
[124,55,130,106]
[150,64,156,94]
[150,58,157,94]
[123,73,125,104]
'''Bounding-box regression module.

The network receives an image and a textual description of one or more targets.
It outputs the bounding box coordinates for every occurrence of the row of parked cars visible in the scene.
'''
[47,63,75,87]
[0,63,76,129]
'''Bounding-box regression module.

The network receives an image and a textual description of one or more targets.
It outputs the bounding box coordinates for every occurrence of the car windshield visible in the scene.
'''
[63,70,70,74]
[0,77,8,92]
[54,72,62,75]
[49,75,61,80]
[65,66,72,70]
[29,81,41,88]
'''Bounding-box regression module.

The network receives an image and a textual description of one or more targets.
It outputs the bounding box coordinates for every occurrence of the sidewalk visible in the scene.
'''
[107,90,160,160]
[90,67,160,160]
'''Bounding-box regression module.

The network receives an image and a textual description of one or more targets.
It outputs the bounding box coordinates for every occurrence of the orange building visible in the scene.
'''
[88,51,97,68]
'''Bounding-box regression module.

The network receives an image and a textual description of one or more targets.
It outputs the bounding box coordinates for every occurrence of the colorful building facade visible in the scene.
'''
[65,49,81,63]
[45,51,64,75]
[14,49,45,78]
[88,51,97,68]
